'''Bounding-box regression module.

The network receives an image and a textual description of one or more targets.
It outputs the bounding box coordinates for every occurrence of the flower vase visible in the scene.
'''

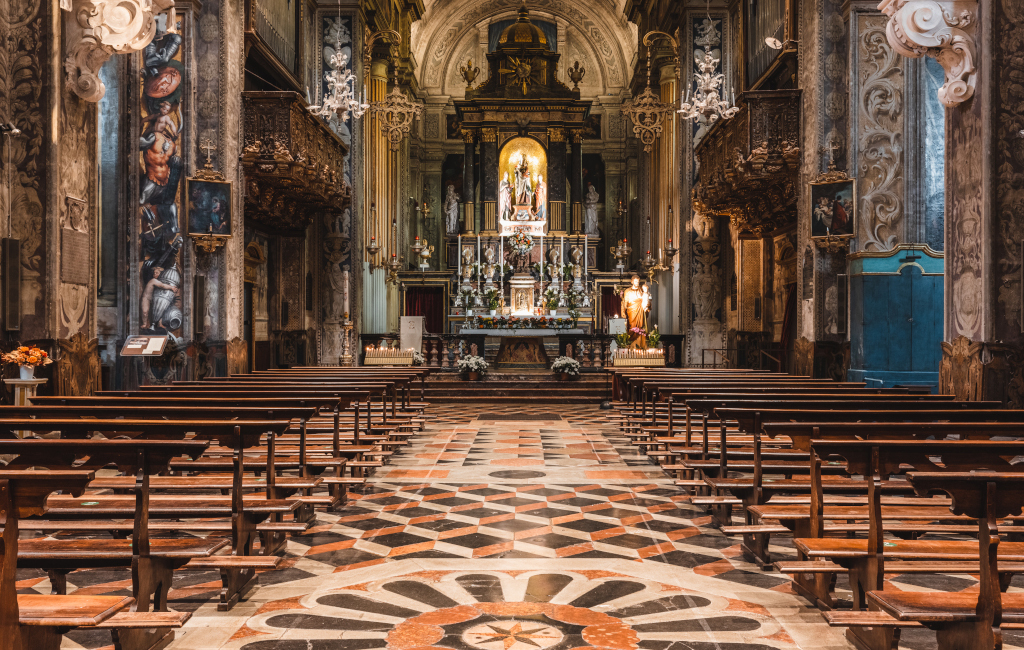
[467,309,473,316]
[489,310,497,316]
[549,310,557,316]
[467,371,480,381]
[19,365,34,380]
[558,372,569,381]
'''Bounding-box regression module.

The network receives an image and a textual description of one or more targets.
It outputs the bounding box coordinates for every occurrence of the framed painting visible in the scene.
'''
[186,178,232,238]
[810,178,855,238]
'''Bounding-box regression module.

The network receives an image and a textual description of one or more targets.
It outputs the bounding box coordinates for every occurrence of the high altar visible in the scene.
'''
[447,5,597,368]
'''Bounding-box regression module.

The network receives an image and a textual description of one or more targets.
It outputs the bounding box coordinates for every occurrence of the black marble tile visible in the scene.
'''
[713,569,790,589]
[387,507,443,519]
[550,497,604,507]
[642,550,720,568]
[634,616,763,633]
[365,532,434,548]
[443,533,509,549]
[430,497,482,507]
[518,533,587,548]
[318,593,422,618]
[524,573,573,602]
[569,580,646,607]
[599,533,660,549]
[556,519,619,532]
[410,519,476,533]
[265,614,393,630]
[607,594,713,617]
[587,507,647,519]
[462,487,514,496]
[517,507,577,519]
[382,580,460,607]
[482,519,546,533]
[675,534,738,550]
[455,573,505,602]
[489,497,545,507]
[305,548,383,565]
[454,507,512,520]
[242,640,386,650]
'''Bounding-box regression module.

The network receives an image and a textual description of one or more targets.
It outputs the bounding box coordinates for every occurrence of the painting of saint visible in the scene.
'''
[810,179,855,238]
[186,179,232,236]
[139,18,185,335]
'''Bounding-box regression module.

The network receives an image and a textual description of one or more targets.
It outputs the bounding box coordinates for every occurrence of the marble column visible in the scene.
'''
[480,128,498,233]
[547,128,567,234]
[569,130,584,234]
[686,211,725,366]
[461,128,476,234]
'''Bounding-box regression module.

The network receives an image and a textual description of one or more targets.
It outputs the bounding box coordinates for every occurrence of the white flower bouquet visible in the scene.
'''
[551,356,581,376]
[412,351,426,365]
[456,355,488,373]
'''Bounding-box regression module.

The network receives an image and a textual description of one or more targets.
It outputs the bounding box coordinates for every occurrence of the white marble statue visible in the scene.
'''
[498,172,512,221]
[584,183,600,236]
[444,184,460,234]
[534,174,547,221]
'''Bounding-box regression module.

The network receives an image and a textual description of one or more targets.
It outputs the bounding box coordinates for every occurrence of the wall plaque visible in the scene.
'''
[61,229,91,285]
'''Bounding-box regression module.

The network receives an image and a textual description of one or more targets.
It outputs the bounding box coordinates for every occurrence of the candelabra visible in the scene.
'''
[677,46,739,124]
[621,53,673,153]
[371,64,424,151]
[309,51,368,122]
[610,238,632,271]
[385,252,403,285]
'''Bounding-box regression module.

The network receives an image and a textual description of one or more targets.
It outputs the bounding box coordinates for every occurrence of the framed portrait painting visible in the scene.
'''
[810,178,855,238]
[185,178,232,238]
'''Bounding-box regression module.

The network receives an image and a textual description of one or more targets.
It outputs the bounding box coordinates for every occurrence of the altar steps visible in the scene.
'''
[423,375,610,404]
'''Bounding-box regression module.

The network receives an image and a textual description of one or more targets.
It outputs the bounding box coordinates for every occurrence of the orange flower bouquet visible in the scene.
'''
[2,345,52,379]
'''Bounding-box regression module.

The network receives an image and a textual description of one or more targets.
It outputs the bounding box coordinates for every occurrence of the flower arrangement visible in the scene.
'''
[2,346,51,368]
[412,351,426,366]
[471,315,574,330]
[508,228,534,256]
[485,289,500,310]
[614,332,631,348]
[647,325,661,348]
[551,356,580,376]
[456,355,488,374]
[544,289,559,310]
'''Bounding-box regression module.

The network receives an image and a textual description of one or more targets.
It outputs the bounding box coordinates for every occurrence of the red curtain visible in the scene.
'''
[405,287,444,335]
[602,286,622,322]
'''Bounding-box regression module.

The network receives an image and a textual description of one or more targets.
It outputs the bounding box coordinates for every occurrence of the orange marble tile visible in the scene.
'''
[590,526,628,541]
[305,538,358,555]
[489,458,545,466]
[256,595,309,615]
[584,470,650,478]
[386,470,450,478]
[725,597,772,617]
[332,557,386,572]
[389,541,436,556]
[694,559,735,577]
[386,621,446,648]
[228,624,269,641]
[556,542,595,557]
[472,540,515,557]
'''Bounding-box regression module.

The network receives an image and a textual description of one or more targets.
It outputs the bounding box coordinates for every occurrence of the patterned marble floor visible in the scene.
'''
[26,402,1020,649]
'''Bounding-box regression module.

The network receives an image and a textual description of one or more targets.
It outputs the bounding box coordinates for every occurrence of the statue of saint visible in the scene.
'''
[620,275,650,347]
[584,183,600,235]
[534,174,547,221]
[444,184,460,234]
[514,155,533,207]
[498,172,512,221]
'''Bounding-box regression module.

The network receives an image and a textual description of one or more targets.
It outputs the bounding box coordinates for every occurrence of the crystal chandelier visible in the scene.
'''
[677,14,738,124]
[309,51,369,122]
[677,47,738,124]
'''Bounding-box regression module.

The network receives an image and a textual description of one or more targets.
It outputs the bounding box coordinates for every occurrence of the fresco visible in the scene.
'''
[138,15,185,335]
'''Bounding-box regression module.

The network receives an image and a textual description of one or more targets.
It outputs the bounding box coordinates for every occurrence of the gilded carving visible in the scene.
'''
[948,106,983,339]
[55,332,102,396]
[226,336,247,375]
[793,337,814,377]
[939,335,983,400]
[858,17,904,251]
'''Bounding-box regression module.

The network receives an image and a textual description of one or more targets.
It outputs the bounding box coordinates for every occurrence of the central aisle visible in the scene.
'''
[175,403,851,650]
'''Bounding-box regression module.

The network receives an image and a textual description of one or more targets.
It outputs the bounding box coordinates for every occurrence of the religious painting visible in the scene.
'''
[810,178,856,238]
[498,137,548,230]
[186,178,232,237]
[138,15,185,335]
[446,114,462,139]
[583,114,602,140]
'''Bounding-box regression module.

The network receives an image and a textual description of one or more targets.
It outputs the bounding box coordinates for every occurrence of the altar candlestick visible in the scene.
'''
[477,235,481,292]
[457,235,461,281]
[499,235,503,296]
[584,234,588,280]
[539,232,543,279]
[342,270,350,316]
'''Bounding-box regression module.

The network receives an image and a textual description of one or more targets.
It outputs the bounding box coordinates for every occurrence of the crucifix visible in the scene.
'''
[200,138,216,167]
[819,139,841,171]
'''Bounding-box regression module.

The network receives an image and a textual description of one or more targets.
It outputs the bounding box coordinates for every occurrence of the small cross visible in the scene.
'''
[200,138,216,166]
[145,222,163,237]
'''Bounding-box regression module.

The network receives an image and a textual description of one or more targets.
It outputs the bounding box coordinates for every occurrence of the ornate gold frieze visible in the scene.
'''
[241,91,350,232]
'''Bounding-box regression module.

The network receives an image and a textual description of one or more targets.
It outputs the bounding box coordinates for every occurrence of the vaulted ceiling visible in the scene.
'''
[410,0,637,98]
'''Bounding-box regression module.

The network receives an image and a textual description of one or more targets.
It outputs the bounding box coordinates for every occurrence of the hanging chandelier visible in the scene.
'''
[621,56,672,153]
[677,47,738,124]
[309,51,369,122]
[678,13,738,124]
[371,67,424,151]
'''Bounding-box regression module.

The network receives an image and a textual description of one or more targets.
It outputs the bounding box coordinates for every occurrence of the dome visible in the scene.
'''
[497,3,548,50]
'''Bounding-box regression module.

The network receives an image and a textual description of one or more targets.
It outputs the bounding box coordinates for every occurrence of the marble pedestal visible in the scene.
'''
[3,378,48,438]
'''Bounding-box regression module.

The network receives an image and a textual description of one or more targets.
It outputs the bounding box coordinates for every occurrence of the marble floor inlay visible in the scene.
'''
[28,401,988,649]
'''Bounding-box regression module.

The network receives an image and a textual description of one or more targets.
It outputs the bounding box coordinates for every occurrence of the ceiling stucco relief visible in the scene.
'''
[414,0,633,95]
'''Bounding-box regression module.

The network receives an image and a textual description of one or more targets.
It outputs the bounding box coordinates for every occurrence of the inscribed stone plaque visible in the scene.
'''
[61,229,91,285]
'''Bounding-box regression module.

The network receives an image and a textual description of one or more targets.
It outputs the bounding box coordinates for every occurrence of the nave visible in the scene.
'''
[6,368,1024,650]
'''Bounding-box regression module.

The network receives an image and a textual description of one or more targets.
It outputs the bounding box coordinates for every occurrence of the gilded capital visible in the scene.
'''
[481,128,497,142]
[461,128,477,143]
[548,128,565,143]
[570,130,585,144]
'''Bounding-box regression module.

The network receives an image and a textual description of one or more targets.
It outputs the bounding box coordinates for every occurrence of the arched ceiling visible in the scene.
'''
[411,0,637,98]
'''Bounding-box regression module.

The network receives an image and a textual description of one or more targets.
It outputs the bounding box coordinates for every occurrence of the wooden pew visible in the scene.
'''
[0,469,154,650]
[0,419,293,611]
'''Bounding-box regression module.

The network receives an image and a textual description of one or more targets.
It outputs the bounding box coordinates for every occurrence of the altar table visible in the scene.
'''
[458,328,585,369]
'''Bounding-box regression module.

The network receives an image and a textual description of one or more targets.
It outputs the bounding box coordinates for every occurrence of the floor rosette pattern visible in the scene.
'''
[237,570,782,650]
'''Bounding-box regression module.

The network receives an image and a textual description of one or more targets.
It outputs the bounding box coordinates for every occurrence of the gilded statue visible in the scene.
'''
[620,275,650,347]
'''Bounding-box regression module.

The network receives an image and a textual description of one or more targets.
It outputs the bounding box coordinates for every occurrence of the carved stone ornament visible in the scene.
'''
[55,332,102,396]
[64,0,176,102]
[877,0,977,106]
[812,234,853,253]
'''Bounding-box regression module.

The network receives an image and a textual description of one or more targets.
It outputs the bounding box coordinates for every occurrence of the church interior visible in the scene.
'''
[0,0,1021,648]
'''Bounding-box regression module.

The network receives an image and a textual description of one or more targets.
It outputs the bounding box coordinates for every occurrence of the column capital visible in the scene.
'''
[569,129,585,144]
[480,127,497,143]
[461,128,477,143]
[548,127,565,143]
[878,0,978,106]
